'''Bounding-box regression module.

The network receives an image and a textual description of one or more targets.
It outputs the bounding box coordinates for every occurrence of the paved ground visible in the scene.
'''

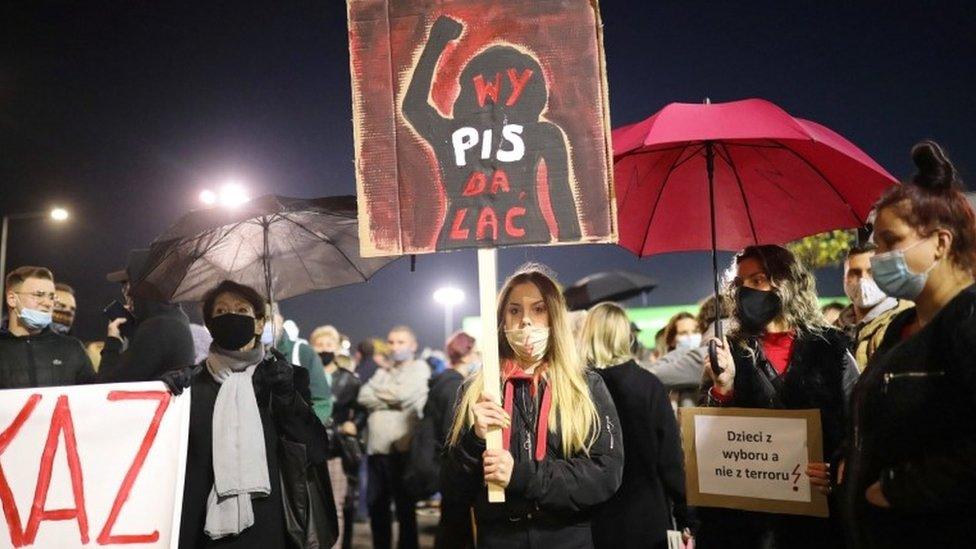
[348,508,439,549]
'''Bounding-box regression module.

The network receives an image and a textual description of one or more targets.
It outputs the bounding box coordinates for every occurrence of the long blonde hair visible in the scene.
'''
[579,302,633,368]
[448,264,600,456]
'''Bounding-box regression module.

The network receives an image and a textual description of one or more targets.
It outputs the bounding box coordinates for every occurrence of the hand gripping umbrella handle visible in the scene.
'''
[708,340,723,376]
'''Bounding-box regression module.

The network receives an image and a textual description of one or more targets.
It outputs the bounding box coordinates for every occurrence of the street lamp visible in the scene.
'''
[199,189,218,206]
[199,180,250,208]
[0,207,71,300]
[433,286,465,344]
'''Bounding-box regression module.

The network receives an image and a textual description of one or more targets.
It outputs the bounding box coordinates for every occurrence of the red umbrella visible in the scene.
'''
[612,98,898,367]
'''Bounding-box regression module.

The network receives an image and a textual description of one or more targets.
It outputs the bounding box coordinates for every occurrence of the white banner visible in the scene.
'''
[0,382,191,548]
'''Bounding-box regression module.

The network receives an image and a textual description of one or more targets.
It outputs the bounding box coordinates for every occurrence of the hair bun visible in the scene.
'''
[911,139,958,190]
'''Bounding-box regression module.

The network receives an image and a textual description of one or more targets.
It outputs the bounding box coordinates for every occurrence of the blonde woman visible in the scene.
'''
[701,244,859,549]
[579,302,688,549]
[440,264,623,549]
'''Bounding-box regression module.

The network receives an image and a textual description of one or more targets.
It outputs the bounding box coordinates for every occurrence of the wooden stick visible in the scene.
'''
[478,248,505,503]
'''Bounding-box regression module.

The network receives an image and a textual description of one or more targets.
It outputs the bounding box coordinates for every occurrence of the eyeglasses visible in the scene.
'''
[16,291,57,302]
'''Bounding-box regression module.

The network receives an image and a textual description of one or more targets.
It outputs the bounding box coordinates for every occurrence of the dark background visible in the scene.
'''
[1,1,973,349]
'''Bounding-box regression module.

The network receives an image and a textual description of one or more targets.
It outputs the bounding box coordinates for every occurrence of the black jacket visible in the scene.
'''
[697,328,856,549]
[442,370,624,549]
[407,368,465,499]
[843,284,976,548]
[0,328,95,388]
[98,299,195,382]
[179,354,332,549]
[330,366,366,430]
[593,360,686,549]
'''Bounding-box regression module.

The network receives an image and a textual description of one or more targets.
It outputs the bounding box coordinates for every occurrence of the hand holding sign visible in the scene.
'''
[473,394,510,440]
[806,462,832,495]
[483,448,514,488]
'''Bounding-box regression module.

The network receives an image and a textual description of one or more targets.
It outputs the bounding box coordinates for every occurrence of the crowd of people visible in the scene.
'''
[1,139,974,548]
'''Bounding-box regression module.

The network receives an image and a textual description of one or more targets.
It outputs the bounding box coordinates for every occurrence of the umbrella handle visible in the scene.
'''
[708,340,724,376]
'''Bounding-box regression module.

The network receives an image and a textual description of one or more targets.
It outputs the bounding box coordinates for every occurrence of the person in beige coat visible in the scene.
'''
[835,243,913,371]
[358,325,430,549]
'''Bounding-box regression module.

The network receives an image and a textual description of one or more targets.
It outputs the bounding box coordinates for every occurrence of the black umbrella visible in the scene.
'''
[131,195,395,304]
[563,270,658,311]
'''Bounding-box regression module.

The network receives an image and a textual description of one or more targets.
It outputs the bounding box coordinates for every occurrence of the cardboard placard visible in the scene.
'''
[0,382,191,548]
[348,0,616,257]
[678,407,829,518]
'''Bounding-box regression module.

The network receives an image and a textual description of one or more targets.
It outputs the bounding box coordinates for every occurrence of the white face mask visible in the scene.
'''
[845,277,887,310]
[675,333,702,350]
[504,326,549,365]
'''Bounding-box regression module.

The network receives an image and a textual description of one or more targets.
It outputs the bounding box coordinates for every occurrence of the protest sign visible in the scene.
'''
[0,382,191,548]
[348,0,616,257]
[679,407,828,518]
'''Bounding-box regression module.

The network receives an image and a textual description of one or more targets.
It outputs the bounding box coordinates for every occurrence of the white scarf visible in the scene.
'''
[203,344,270,539]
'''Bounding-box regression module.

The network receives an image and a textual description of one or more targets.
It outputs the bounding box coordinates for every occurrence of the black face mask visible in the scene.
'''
[736,286,782,333]
[318,352,336,366]
[207,313,257,351]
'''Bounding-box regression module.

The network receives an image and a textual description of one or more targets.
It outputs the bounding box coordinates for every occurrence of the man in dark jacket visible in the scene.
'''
[98,249,195,382]
[0,266,94,388]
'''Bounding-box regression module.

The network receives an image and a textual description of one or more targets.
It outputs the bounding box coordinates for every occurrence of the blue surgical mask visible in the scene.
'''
[260,322,274,345]
[51,322,71,334]
[870,238,938,300]
[18,307,53,331]
[391,348,414,363]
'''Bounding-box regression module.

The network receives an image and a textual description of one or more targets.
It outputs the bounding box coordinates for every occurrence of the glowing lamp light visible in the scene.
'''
[49,208,69,221]
[218,182,250,208]
[433,287,465,307]
[199,189,218,205]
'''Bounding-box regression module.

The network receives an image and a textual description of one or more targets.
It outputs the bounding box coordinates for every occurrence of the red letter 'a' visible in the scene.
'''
[0,394,42,547]
[490,169,511,193]
[23,395,89,545]
[98,390,170,545]
[473,73,501,107]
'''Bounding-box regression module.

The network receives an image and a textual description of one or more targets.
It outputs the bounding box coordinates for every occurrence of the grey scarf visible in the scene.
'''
[203,343,270,539]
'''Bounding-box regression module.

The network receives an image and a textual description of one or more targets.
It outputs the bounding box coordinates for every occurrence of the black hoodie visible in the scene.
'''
[98,297,195,382]
[0,327,95,388]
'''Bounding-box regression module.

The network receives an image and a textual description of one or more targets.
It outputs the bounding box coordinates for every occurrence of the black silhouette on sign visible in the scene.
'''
[402,15,582,250]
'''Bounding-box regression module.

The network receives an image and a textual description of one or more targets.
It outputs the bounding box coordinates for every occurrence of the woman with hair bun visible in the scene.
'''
[843,141,976,548]
[698,244,859,548]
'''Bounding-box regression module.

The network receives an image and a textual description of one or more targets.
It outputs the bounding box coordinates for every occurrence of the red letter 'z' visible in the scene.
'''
[97,391,171,545]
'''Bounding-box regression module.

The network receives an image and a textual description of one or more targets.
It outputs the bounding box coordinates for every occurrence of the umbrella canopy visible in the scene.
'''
[132,195,395,303]
[612,98,898,357]
[563,270,657,311]
[613,98,898,256]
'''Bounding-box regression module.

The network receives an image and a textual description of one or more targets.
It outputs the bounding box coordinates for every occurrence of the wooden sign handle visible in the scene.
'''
[478,248,505,503]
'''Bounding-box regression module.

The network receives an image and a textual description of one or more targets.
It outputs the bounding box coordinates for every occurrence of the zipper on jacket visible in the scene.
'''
[523,431,532,453]
[882,370,945,394]
[606,415,614,450]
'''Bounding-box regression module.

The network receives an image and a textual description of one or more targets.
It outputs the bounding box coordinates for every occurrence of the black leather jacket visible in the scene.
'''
[843,284,976,548]
[330,366,366,430]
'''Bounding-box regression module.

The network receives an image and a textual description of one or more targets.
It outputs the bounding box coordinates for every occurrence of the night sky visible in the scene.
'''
[2,1,973,350]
